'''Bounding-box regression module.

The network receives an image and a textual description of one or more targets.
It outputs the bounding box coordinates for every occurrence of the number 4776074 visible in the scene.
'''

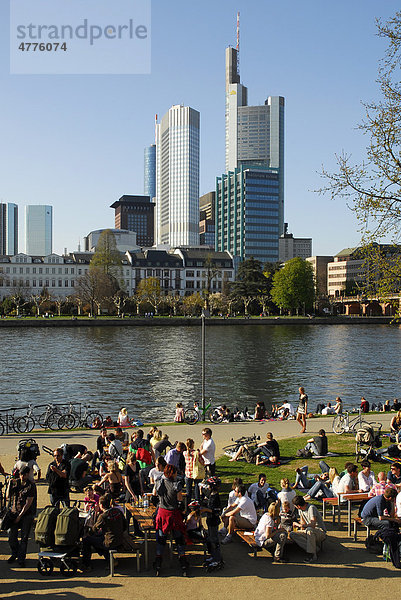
[18,42,67,51]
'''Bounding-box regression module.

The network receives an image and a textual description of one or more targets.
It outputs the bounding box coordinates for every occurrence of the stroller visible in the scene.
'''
[355,422,383,463]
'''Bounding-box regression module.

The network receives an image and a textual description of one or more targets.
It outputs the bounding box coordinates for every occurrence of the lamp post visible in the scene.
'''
[201,308,209,421]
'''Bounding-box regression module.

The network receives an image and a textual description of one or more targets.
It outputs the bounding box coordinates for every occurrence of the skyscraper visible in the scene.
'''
[144,144,156,199]
[155,105,200,247]
[25,205,53,255]
[225,46,285,235]
[0,203,18,255]
[111,195,154,247]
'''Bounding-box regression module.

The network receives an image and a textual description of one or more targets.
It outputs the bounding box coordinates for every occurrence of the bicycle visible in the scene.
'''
[332,408,370,435]
[36,403,63,430]
[58,403,103,430]
[223,434,261,459]
[184,401,224,425]
[0,408,35,435]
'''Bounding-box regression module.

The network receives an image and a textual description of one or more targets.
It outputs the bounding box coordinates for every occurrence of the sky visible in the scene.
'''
[0,0,399,257]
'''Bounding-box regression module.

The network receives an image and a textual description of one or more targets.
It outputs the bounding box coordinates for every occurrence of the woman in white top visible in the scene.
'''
[357,460,376,492]
[277,478,296,510]
[117,407,130,427]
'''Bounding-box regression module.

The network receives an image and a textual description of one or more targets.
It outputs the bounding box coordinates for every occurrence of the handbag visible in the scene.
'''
[0,508,17,531]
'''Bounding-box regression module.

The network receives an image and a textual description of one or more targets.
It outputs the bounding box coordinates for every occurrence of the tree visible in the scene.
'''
[8,280,30,316]
[201,254,221,310]
[52,295,70,316]
[111,290,128,317]
[75,267,119,316]
[164,292,182,316]
[90,229,123,284]
[182,292,204,316]
[271,258,315,315]
[136,277,163,315]
[319,11,401,296]
[31,288,51,317]
[230,257,269,315]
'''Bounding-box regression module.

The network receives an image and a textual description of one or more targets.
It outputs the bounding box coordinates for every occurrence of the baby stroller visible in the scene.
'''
[36,505,83,576]
[355,423,383,463]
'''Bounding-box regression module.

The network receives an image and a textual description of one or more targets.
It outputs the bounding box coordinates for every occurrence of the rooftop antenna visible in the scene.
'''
[77,239,81,252]
[154,113,158,144]
[236,11,240,77]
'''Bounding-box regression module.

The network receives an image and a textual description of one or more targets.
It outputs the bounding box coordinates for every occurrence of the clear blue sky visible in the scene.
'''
[0,0,399,256]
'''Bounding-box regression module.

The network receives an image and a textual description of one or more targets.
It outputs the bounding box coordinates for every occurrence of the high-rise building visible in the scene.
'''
[111,195,154,247]
[25,205,52,255]
[225,46,285,234]
[216,166,280,265]
[0,203,18,255]
[199,192,215,247]
[144,144,156,199]
[155,105,200,247]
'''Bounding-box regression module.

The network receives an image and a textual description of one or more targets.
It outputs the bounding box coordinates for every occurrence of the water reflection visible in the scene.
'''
[0,324,399,420]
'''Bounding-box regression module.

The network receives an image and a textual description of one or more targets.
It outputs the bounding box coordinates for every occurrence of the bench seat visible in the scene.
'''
[234,529,259,558]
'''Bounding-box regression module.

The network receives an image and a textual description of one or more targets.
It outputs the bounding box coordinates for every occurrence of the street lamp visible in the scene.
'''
[201,308,209,421]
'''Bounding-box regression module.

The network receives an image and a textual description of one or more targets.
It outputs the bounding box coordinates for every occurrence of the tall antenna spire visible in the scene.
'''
[154,113,158,144]
[236,11,240,76]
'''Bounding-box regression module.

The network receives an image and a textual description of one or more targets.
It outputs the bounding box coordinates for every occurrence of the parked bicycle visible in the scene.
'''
[0,408,35,435]
[223,434,261,459]
[332,408,370,435]
[184,401,224,425]
[58,403,103,430]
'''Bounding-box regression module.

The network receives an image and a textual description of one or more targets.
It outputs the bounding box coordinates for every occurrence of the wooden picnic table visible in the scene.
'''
[125,503,155,569]
[342,492,369,537]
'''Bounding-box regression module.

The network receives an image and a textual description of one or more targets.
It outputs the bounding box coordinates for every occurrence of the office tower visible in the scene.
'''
[199,191,215,247]
[155,105,200,247]
[111,195,154,247]
[216,166,280,265]
[25,205,53,255]
[0,203,18,255]
[225,46,285,234]
[144,144,156,199]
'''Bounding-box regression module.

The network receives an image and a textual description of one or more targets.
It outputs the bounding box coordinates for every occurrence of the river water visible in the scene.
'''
[0,324,399,421]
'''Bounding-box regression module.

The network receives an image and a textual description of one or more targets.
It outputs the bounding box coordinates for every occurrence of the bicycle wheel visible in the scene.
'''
[332,414,346,434]
[37,411,52,428]
[14,416,33,434]
[58,414,77,430]
[0,419,5,436]
[84,411,103,428]
[184,408,199,425]
[208,408,223,424]
[351,420,370,434]
[46,411,62,430]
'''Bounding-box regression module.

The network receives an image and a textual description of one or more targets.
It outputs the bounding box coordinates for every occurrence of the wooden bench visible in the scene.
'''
[109,543,143,577]
[234,529,259,558]
[322,497,341,524]
[353,517,371,542]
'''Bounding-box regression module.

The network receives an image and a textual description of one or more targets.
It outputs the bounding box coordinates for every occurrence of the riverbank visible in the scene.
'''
[0,315,394,328]
[0,416,398,599]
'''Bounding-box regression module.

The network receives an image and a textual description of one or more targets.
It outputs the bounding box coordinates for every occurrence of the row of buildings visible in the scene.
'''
[0,248,235,299]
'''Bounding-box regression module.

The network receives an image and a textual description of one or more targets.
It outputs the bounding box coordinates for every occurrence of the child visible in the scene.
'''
[174,403,185,423]
[186,501,204,542]
[279,500,296,534]
[201,476,223,569]
[83,486,100,513]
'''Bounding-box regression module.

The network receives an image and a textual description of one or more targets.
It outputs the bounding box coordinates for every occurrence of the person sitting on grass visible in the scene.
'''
[300,429,328,457]
[247,474,270,510]
[292,461,330,490]
[254,501,287,563]
[290,495,327,563]
[303,468,340,501]
[229,432,280,464]
[220,484,257,544]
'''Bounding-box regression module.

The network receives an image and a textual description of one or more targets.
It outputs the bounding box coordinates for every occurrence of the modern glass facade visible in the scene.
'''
[144,144,156,199]
[0,203,18,255]
[155,105,200,247]
[25,205,52,255]
[225,46,284,235]
[216,167,279,265]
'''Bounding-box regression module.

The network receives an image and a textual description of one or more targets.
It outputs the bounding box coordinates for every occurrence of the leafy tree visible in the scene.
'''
[201,254,221,310]
[230,257,269,315]
[136,277,163,315]
[271,258,315,315]
[31,288,51,317]
[182,292,204,316]
[52,295,70,316]
[90,229,123,284]
[165,292,182,316]
[319,11,401,297]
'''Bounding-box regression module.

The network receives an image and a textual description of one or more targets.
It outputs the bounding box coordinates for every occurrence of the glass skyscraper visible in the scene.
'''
[225,46,285,235]
[216,166,280,265]
[144,144,156,199]
[155,105,200,247]
[25,205,53,255]
[0,202,18,255]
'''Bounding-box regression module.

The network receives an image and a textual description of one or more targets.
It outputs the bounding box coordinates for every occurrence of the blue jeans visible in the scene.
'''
[185,477,200,503]
[82,533,108,565]
[307,479,334,499]
[294,462,330,489]
[8,514,34,561]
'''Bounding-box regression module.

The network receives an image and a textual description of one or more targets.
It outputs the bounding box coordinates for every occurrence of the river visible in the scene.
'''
[0,324,399,421]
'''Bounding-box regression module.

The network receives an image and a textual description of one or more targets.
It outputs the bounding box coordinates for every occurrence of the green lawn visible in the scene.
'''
[215,433,392,499]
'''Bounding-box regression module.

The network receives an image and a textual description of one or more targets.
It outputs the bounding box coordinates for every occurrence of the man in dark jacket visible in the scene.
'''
[7,465,37,566]
[46,447,70,507]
